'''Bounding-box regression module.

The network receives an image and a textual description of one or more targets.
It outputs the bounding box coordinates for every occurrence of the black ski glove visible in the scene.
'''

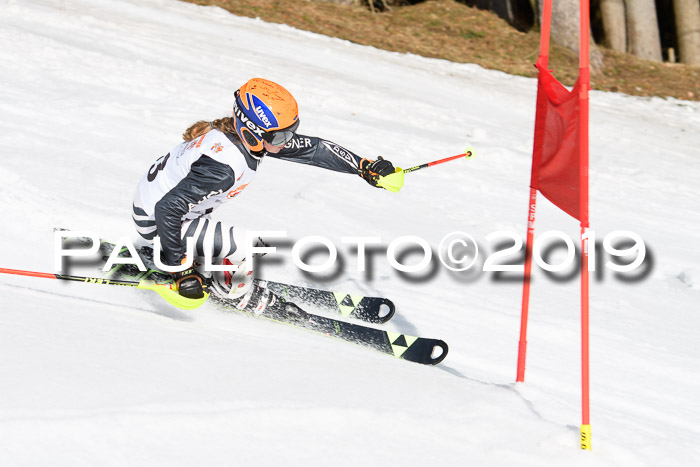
[359,157,395,187]
[172,260,205,299]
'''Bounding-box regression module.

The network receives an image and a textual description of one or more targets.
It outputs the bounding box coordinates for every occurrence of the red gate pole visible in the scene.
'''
[516,188,537,382]
[516,0,553,383]
[579,0,592,451]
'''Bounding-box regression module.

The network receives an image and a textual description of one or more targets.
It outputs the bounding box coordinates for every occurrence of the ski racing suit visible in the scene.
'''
[132,129,366,268]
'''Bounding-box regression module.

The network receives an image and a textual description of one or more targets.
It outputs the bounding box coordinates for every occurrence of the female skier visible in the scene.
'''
[132,78,398,302]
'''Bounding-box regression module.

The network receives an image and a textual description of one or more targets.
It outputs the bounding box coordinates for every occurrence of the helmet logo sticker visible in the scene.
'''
[250,94,279,129]
[233,98,265,138]
[255,105,273,128]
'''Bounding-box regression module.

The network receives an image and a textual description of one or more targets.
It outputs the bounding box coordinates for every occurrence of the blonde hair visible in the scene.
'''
[182,117,237,141]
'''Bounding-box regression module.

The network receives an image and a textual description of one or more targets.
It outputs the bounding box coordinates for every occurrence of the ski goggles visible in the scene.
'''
[261,119,300,146]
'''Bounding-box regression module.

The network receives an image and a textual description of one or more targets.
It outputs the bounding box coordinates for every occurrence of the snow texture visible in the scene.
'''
[1,0,699,465]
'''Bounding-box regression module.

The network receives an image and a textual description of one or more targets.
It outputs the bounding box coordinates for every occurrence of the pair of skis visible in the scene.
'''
[57,236,448,365]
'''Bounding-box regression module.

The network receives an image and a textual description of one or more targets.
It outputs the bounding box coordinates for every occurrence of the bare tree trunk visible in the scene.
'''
[476,0,534,31]
[625,0,663,61]
[548,0,605,73]
[600,0,626,52]
[674,0,700,64]
[489,0,516,25]
[530,0,539,26]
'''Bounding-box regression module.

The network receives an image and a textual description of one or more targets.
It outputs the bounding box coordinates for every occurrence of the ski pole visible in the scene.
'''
[376,147,475,192]
[403,147,475,174]
[0,268,207,310]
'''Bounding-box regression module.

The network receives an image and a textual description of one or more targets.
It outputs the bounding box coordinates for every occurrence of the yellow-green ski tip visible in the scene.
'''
[376,168,405,193]
[138,280,209,310]
[465,147,476,159]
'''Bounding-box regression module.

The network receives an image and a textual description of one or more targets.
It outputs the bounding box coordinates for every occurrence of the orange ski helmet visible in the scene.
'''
[233,78,300,153]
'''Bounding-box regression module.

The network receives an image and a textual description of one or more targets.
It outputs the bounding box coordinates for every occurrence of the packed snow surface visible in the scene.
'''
[1,0,700,465]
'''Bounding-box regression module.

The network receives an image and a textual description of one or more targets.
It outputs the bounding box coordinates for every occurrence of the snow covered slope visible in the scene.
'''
[1,0,699,465]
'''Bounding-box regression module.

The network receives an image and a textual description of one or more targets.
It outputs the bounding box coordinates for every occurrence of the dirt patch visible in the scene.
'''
[184,0,700,101]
